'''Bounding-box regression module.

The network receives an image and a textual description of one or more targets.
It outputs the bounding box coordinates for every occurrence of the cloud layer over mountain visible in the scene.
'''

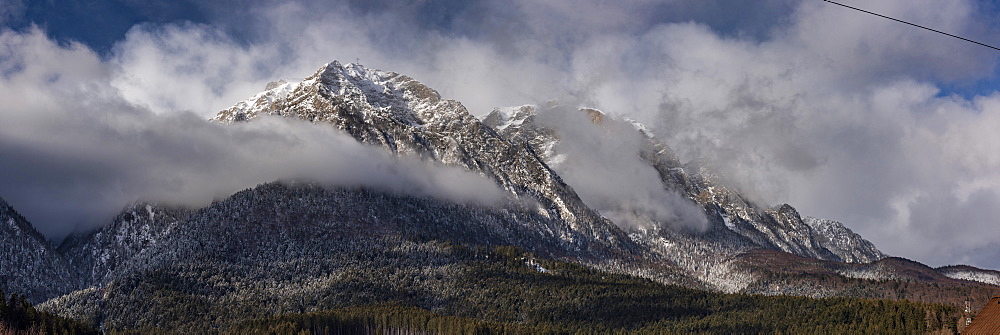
[3,0,1000,268]
[0,29,506,237]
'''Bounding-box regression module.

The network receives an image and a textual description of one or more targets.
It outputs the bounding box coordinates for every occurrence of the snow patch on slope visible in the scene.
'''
[836,267,894,281]
[803,217,886,264]
[488,105,534,131]
[938,267,1000,286]
[224,80,297,121]
[623,117,656,138]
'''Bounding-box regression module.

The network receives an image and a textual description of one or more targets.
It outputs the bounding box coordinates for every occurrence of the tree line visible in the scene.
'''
[0,289,98,334]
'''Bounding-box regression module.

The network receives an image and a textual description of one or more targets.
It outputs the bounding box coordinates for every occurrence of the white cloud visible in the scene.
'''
[5,0,1000,269]
[0,28,505,239]
[565,0,1000,267]
[533,105,709,232]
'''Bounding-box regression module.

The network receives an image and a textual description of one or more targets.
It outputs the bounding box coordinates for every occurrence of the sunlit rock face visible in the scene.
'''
[216,61,636,251]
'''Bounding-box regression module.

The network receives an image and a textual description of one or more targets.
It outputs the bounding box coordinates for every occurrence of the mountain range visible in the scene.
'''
[2,61,998,332]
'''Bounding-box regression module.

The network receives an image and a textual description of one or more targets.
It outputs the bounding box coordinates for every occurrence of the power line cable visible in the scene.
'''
[822,0,1000,51]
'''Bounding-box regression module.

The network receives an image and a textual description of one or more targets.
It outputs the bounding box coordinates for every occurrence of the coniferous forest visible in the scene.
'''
[44,245,957,334]
[3,183,983,334]
[2,46,998,335]
[228,248,958,334]
[0,290,98,334]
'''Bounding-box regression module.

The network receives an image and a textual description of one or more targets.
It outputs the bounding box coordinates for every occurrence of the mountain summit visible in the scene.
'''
[215,61,633,252]
[0,61,994,332]
[214,62,890,280]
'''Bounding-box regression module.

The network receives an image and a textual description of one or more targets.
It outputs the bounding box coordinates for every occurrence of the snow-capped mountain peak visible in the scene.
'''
[3,62,997,329]
[216,61,470,129]
[214,61,634,250]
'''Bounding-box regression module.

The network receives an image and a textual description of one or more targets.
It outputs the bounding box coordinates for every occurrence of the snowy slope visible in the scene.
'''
[1,61,991,324]
[58,203,191,287]
[480,104,887,289]
[0,197,76,302]
[38,182,691,328]
[803,217,886,264]
[937,265,1000,286]
[215,62,632,250]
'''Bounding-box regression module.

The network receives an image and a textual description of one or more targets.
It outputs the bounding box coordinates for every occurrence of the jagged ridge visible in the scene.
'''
[215,61,631,252]
[483,104,885,262]
[0,61,994,328]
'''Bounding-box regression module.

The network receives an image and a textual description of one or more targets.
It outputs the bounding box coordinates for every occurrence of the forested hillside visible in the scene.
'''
[0,290,97,334]
[80,245,959,334]
[230,246,960,334]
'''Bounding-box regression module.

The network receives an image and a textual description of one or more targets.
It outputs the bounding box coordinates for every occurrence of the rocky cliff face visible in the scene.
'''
[481,104,885,269]
[215,62,631,253]
[803,217,886,264]
[215,64,889,291]
[5,61,987,323]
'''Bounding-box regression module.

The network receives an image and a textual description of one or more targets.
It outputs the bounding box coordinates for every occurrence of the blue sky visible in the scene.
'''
[7,1,792,51]
[12,0,1000,100]
[3,0,1000,269]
